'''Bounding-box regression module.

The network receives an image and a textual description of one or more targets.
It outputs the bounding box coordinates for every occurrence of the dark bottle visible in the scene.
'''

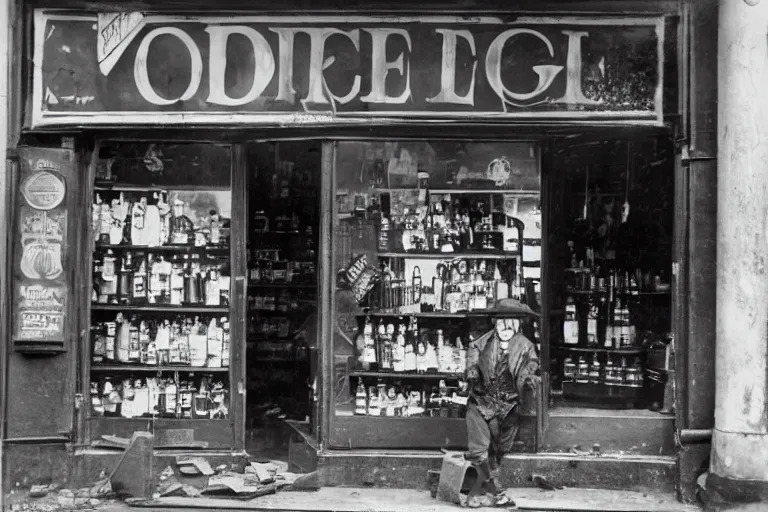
[117,253,134,305]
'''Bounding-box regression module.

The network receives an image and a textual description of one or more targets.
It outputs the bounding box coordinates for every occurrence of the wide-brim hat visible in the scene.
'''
[484,298,541,318]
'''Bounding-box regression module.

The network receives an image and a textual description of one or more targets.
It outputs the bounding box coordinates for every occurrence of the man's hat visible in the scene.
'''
[485,298,541,318]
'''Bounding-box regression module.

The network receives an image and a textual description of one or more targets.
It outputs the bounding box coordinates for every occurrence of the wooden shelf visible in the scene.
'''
[566,290,671,297]
[91,365,229,373]
[95,244,229,253]
[360,310,535,319]
[94,182,230,192]
[248,283,316,289]
[379,252,519,260]
[553,345,644,354]
[251,230,305,235]
[376,188,539,197]
[349,370,463,380]
[91,304,229,313]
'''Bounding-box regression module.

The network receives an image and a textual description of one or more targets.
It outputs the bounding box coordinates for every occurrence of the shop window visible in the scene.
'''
[330,140,541,449]
[87,140,235,447]
[550,136,674,411]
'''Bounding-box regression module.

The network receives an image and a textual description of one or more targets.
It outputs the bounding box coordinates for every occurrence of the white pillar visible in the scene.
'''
[713,0,768,486]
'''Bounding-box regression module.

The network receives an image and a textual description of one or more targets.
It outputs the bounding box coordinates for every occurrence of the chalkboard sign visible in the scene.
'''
[12,147,77,353]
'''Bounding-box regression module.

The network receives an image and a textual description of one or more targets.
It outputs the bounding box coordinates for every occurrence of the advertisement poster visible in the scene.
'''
[12,147,75,348]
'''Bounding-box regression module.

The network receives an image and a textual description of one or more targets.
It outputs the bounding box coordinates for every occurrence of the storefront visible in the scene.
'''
[1,0,719,503]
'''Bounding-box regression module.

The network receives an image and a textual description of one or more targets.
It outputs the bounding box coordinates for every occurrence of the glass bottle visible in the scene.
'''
[604,356,617,386]
[563,354,576,382]
[221,317,230,368]
[132,254,147,304]
[117,253,133,305]
[169,198,194,245]
[576,356,589,383]
[377,323,392,371]
[367,385,380,416]
[354,380,367,415]
[392,322,406,372]
[437,330,453,373]
[618,357,629,386]
[589,353,601,384]
[454,337,467,375]
[563,296,579,345]
[586,301,599,347]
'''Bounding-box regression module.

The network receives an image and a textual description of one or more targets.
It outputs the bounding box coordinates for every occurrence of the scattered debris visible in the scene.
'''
[28,485,49,498]
[246,462,275,483]
[176,456,215,476]
[530,473,562,491]
[158,466,175,482]
[7,478,117,512]
[203,472,277,499]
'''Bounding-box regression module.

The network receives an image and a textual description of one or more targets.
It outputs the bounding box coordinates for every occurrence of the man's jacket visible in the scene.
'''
[466,329,540,421]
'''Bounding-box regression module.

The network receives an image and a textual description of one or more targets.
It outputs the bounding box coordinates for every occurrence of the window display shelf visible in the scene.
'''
[379,252,519,260]
[91,304,229,313]
[95,244,229,253]
[94,182,231,192]
[566,290,671,297]
[91,365,229,372]
[350,370,463,380]
[429,189,540,196]
[248,283,316,289]
[554,346,644,354]
[359,311,530,319]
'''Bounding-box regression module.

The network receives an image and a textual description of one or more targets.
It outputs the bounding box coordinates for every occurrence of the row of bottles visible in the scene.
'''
[93,192,228,248]
[563,296,636,348]
[354,379,468,418]
[91,375,228,419]
[93,251,230,306]
[356,317,467,374]
[91,315,230,368]
[248,246,317,284]
[374,258,524,314]
[248,316,292,339]
[248,289,312,312]
[563,354,645,388]
[377,195,521,254]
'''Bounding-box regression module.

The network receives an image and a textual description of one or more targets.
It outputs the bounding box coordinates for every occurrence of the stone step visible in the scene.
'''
[543,407,676,456]
[318,449,677,494]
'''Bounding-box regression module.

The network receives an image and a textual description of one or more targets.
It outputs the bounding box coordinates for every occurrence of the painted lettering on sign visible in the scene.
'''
[33,12,664,125]
[129,25,596,109]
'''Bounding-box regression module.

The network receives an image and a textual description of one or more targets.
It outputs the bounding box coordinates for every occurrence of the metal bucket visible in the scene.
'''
[436,452,477,505]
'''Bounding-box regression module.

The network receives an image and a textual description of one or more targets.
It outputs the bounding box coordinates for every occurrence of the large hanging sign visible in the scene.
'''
[30,11,665,127]
[11,147,77,353]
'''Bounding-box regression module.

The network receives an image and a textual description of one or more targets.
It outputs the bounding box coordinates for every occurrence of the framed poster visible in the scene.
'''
[12,147,77,353]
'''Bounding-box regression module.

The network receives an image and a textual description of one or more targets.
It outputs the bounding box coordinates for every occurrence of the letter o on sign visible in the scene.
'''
[134,27,203,106]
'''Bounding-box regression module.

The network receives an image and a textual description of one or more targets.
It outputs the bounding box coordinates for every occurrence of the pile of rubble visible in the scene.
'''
[6,477,117,512]
[152,456,314,501]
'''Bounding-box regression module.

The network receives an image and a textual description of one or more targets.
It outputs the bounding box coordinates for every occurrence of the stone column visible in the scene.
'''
[712,0,768,500]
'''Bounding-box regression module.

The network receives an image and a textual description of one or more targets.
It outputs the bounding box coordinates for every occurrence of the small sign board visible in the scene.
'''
[12,147,76,353]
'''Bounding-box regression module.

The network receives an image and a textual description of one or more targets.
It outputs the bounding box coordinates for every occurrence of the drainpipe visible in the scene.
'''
[678,429,713,444]
[0,0,11,507]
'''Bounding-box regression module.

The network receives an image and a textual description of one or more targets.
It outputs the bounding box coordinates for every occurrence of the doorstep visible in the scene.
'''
[127,487,701,512]
[317,450,678,493]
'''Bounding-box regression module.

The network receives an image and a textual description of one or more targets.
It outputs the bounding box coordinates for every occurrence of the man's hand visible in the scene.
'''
[521,374,542,390]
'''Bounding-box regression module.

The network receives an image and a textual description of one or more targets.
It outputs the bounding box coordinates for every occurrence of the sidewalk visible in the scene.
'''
[127,487,702,512]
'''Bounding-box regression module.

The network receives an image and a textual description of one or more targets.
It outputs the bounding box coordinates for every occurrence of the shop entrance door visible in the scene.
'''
[541,130,676,456]
[243,141,322,462]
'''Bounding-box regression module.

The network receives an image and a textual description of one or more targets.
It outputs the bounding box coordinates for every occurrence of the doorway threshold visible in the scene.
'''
[128,487,699,512]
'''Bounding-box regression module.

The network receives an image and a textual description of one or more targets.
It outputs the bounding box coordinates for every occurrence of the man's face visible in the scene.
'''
[496,318,516,344]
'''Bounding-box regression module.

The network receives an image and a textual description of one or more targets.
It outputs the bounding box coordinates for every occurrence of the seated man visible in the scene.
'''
[464,315,541,508]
